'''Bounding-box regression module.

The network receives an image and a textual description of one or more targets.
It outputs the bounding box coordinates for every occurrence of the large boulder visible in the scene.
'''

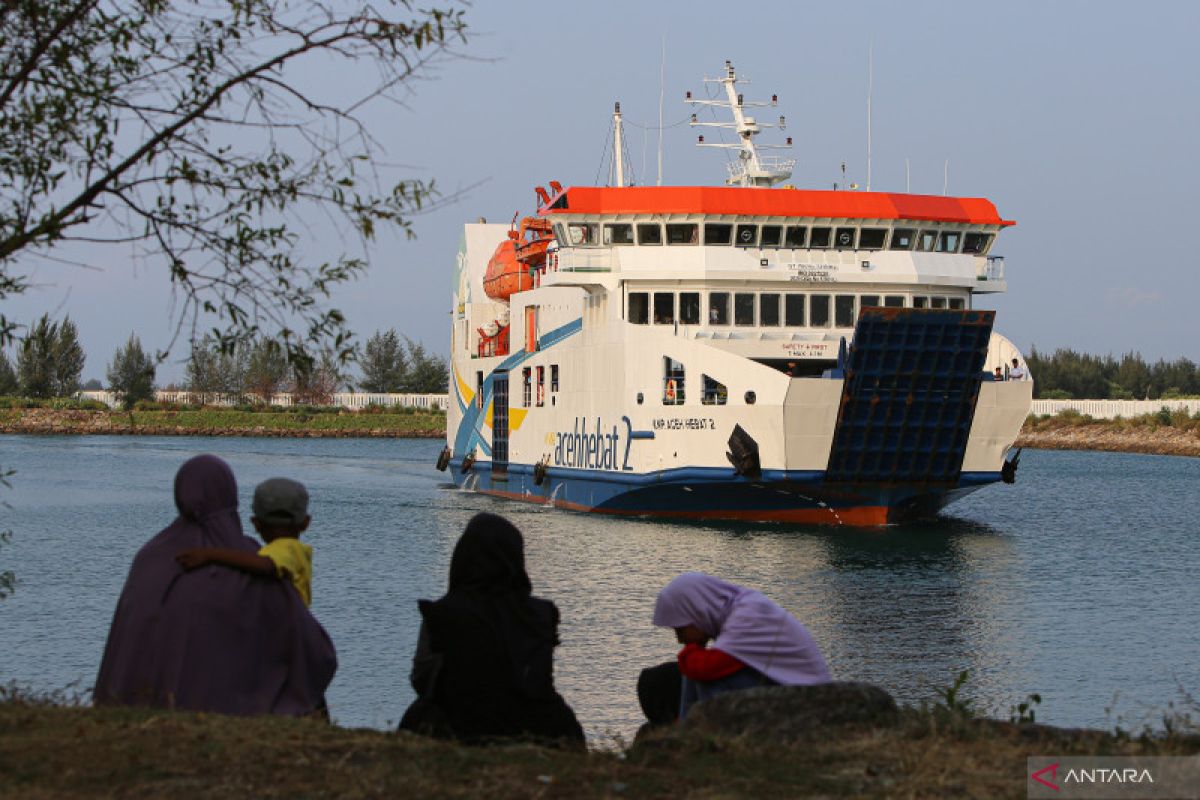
[683,682,899,741]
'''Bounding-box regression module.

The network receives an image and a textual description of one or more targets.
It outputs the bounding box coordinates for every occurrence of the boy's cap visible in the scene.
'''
[252,478,309,525]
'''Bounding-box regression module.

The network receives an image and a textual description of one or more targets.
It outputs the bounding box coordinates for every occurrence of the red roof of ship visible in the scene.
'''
[540,186,1014,226]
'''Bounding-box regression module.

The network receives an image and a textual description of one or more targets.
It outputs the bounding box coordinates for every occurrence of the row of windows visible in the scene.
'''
[558,222,994,255]
[629,291,966,329]
[521,364,560,408]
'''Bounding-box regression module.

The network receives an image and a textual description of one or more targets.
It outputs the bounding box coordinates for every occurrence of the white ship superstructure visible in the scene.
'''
[440,64,1030,525]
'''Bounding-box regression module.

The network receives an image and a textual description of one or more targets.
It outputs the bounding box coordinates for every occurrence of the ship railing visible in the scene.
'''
[726,156,796,184]
[978,255,1005,281]
[554,247,614,273]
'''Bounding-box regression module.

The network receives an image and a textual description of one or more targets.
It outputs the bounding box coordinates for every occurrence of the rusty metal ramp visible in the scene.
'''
[825,307,994,484]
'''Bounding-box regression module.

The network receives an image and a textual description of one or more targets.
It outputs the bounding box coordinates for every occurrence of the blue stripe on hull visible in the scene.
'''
[450,460,999,524]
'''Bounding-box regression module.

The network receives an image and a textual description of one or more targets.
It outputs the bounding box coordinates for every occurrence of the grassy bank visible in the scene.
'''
[3,401,1200,458]
[0,403,444,438]
[1,700,1197,798]
[1017,408,1200,458]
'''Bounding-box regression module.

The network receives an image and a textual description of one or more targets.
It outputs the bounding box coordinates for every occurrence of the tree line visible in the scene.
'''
[0,319,448,409]
[1026,347,1200,400]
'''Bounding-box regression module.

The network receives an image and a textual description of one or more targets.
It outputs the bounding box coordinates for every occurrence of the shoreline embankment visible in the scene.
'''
[3,406,1200,457]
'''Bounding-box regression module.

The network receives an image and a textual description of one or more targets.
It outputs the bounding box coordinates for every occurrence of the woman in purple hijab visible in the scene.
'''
[652,572,831,719]
[94,454,336,715]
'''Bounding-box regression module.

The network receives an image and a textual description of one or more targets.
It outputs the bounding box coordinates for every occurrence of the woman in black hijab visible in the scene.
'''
[399,513,584,746]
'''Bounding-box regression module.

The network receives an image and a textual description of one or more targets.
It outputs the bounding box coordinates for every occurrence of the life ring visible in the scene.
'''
[533,460,547,486]
[460,452,475,474]
[435,446,451,472]
[665,379,677,403]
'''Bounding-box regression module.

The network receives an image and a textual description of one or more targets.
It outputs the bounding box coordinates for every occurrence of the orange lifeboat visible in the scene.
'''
[483,216,556,301]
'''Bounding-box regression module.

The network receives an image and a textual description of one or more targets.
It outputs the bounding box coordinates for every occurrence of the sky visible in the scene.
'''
[7,0,1200,383]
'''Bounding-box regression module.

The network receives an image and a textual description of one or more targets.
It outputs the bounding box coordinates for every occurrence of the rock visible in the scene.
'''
[683,682,899,741]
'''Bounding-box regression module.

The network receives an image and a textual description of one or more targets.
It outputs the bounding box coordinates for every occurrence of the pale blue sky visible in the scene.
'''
[8,0,1199,382]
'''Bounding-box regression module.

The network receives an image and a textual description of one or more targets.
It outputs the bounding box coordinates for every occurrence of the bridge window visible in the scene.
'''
[734,293,755,326]
[603,223,634,245]
[666,223,698,245]
[536,366,545,406]
[680,292,701,324]
[704,223,733,245]
[702,374,728,405]
[629,292,649,324]
[810,294,831,327]
[884,295,905,307]
[566,222,598,246]
[553,223,567,243]
[760,293,781,326]
[663,357,686,405]
[638,223,663,245]
[936,231,961,253]
[522,368,532,407]
[835,295,856,327]
[760,225,783,247]
[551,364,560,392]
[860,294,880,309]
[784,294,806,326]
[913,296,929,308]
[653,292,676,324]
[931,297,947,309]
[962,232,993,254]
[890,228,916,250]
[859,228,887,250]
[916,230,938,251]
[948,297,965,310]
[784,225,807,248]
[735,224,758,246]
[810,227,832,249]
[835,227,857,250]
[708,292,730,325]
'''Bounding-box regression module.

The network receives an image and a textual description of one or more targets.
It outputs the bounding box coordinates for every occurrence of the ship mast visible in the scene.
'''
[687,60,794,187]
[613,102,626,187]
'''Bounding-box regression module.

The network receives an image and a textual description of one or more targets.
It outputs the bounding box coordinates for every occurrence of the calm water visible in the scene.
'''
[1,435,1198,742]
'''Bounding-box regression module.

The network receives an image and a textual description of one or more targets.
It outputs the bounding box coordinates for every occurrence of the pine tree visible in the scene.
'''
[403,337,449,393]
[52,317,85,396]
[358,329,408,393]
[244,339,288,404]
[16,315,56,398]
[107,335,156,410]
[291,350,344,406]
[0,350,17,395]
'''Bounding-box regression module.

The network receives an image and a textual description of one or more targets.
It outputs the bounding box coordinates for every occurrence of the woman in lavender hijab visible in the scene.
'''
[95,454,336,715]
[652,572,831,719]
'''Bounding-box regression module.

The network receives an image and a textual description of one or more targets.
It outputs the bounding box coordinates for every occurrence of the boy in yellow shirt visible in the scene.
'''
[177,477,314,606]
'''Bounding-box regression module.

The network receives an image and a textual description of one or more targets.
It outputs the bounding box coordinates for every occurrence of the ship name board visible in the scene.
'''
[786,263,836,283]
[554,417,622,471]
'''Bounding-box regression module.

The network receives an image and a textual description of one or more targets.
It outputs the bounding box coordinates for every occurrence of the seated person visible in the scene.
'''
[399,513,584,747]
[652,572,831,719]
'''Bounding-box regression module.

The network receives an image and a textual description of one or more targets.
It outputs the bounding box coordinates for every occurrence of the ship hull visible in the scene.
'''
[448,460,999,526]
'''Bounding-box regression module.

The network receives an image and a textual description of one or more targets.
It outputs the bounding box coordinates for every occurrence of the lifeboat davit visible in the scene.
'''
[483,216,555,301]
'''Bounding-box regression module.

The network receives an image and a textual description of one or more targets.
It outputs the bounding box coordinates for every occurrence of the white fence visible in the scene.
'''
[79,390,449,412]
[1030,399,1200,419]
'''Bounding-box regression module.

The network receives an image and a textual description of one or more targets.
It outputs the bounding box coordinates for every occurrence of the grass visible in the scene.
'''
[1,698,1197,798]
[0,405,446,437]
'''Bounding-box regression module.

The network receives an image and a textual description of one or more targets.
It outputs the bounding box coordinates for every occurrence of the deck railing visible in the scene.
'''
[977,255,1005,281]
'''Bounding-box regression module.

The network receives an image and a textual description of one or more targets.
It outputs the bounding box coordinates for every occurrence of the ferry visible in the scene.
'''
[440,63,1032,525]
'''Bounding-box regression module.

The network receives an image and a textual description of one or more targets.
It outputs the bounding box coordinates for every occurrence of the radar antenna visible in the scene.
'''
[686,60,794,187]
